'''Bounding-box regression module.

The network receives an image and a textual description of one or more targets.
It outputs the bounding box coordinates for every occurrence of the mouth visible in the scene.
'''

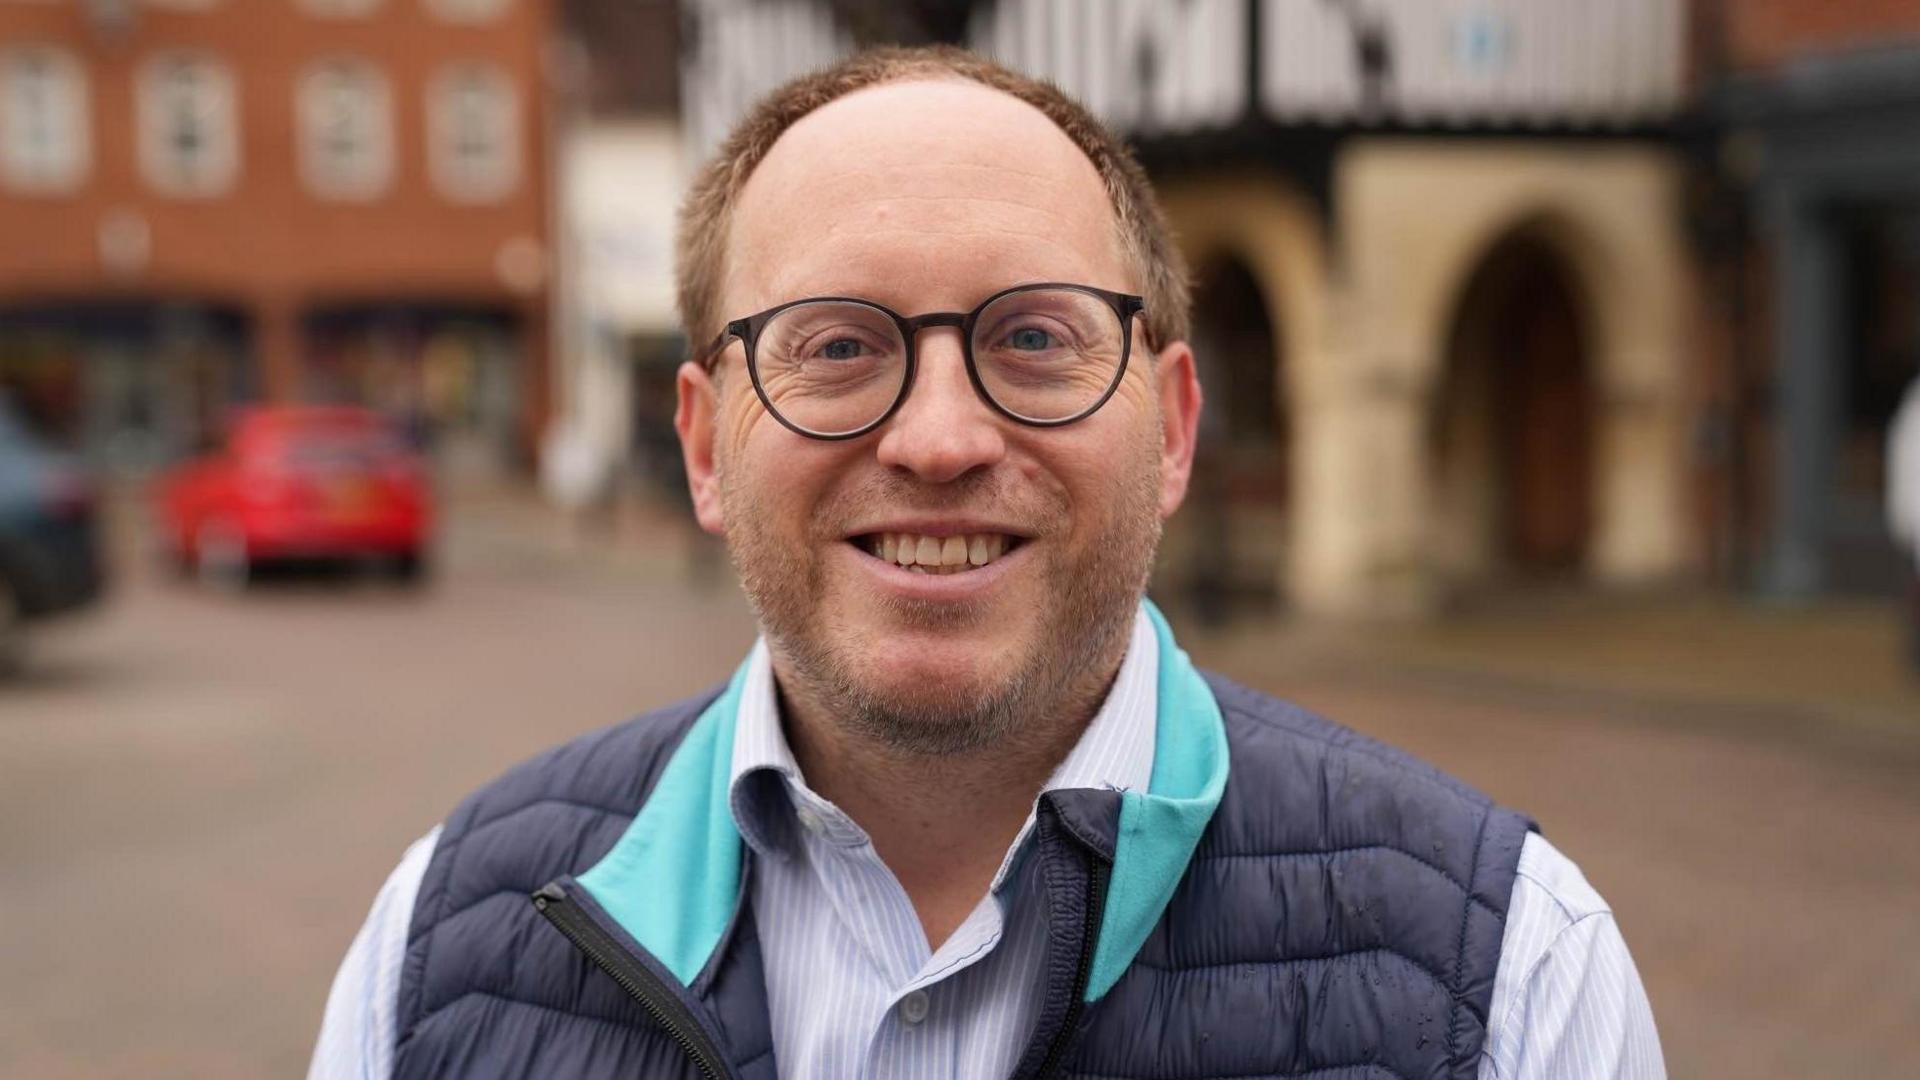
[849,531,1028,576]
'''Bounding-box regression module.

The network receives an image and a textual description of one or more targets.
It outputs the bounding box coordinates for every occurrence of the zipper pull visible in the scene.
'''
[532,882,568,911]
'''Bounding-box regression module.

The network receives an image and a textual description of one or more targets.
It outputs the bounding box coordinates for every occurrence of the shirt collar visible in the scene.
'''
[726,604,1160,861]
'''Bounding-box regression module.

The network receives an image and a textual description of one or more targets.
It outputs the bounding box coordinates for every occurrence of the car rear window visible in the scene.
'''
[267,426,405,470]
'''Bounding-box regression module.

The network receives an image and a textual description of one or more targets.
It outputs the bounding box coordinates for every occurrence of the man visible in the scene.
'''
[311,47,1662,1079]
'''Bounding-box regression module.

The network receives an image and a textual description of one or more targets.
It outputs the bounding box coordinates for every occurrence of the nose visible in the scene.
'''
[873,329,1007,483]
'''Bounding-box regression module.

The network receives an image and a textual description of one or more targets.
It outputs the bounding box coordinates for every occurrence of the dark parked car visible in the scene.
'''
[0,398,105,671]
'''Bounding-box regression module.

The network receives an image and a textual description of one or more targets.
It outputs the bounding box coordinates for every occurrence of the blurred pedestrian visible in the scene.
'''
[1889,374,1920,671]
[309,46,1663,1080]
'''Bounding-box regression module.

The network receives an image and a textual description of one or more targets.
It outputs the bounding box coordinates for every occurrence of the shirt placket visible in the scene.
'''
[792,787,1031,1080]
[867,855,1034,1078]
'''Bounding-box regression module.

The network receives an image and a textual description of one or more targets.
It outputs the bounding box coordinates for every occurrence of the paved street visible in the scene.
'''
[3,490,1917,1079]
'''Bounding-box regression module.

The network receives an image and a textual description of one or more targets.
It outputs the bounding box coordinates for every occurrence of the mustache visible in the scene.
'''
[814,470,1059,538]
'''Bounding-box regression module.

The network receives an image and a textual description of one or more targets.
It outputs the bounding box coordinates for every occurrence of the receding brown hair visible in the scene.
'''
[675,45,1191,360]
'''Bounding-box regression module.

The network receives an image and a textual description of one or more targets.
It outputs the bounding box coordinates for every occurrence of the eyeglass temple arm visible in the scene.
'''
[695,327,736,372]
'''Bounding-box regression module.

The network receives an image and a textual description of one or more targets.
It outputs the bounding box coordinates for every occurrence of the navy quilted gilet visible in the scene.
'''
[392,673,1532,1079]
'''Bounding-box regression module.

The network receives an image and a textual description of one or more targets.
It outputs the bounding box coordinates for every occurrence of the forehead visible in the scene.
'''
[725,79,1126,312]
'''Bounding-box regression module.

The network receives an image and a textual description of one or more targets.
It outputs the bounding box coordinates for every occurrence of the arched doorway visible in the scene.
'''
[1179,254,1289,622]
[1429,229,1595,590]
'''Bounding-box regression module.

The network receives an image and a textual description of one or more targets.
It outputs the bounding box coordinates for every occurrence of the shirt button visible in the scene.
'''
[794,806,821,833]
[899,990,930,1025]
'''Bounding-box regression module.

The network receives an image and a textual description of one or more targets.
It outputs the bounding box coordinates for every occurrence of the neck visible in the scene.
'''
[769,641,1128,951]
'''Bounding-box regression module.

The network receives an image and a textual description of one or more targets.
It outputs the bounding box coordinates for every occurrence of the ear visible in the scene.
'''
[674,361,727,536]
[1152,339,1202,519]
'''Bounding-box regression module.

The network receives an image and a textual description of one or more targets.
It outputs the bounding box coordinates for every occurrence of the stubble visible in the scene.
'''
[719,425,1164,759]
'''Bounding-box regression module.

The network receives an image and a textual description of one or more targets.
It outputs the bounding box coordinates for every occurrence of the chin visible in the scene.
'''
[841,632,1017,704]
[868,640,998,688]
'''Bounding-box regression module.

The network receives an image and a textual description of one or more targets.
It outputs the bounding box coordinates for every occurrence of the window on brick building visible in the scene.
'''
[298,58,393,200]
[0,46,90,195]
[427,63,518,203]
[424,0,510,24]
[137,52,239,197]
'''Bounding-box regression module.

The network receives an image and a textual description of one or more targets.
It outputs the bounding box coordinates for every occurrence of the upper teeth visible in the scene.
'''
[869,532,1011,573]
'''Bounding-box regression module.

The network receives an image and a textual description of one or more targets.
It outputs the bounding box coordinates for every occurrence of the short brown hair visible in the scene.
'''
[675,45,1190,359]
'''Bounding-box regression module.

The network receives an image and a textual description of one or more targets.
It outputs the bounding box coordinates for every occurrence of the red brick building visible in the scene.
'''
[0,0,556,472]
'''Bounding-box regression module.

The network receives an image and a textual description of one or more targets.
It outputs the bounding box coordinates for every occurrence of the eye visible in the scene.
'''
[1005,327,1054,351]
[818,338,867,361]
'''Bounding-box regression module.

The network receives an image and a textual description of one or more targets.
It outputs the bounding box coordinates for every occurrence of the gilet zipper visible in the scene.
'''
[532,882,733,1080]
[1033,852,1111,1078]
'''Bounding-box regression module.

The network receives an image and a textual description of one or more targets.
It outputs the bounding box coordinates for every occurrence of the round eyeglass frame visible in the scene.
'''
[697,281,1147,441]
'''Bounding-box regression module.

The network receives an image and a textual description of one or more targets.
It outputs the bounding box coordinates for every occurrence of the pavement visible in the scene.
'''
[2,485,1916,1078]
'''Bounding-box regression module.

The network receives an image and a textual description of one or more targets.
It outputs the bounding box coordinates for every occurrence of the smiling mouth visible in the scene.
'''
[853,532,1026,575]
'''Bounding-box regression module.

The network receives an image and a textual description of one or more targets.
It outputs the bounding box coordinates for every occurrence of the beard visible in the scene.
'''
[718,427,1164,758]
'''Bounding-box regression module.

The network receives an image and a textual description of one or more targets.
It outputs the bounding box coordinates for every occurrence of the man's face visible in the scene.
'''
[677,79,1200,753]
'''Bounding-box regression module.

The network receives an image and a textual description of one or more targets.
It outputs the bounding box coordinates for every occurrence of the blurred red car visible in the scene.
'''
[157,406,432,584]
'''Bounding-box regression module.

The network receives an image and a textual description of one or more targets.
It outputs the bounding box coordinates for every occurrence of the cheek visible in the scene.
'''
[1020,422,1159,541]
[1058,388,1161,496]
[1104,368,1162,421]
[716,386,799,497]
[717,383,770,461]
[720,406,852,533]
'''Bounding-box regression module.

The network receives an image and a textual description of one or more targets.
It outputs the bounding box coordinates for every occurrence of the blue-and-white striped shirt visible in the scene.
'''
[310,607,1664,1079]
[726,612,1161,1078]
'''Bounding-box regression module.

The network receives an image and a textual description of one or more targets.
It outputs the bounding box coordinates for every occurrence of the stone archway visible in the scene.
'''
[1328,141,1692,616]
[1429,227,1596,589]
[1155,174,1331,619]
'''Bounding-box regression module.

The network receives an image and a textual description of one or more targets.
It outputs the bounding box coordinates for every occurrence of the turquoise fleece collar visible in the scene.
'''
[574,600,1230,994]
[576,662,748,985]
[1086,601,1230,1001]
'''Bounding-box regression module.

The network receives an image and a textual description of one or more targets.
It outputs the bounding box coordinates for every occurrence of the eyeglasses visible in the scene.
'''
[697,282,1146,440]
